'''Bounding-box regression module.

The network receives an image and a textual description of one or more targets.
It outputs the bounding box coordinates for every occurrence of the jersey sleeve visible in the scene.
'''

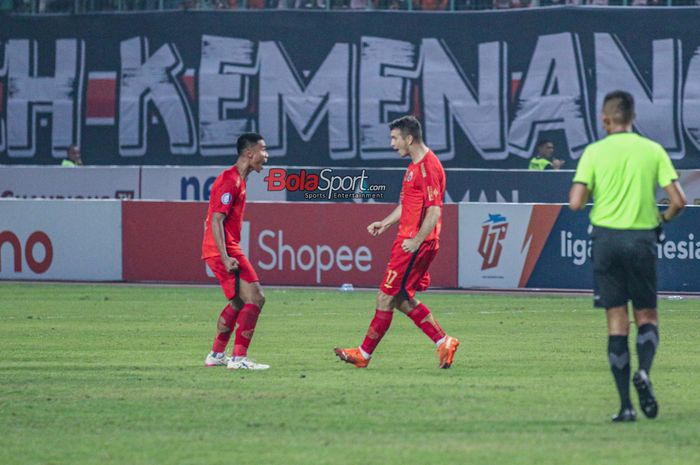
[656,145,678,188]
[573,149,594,190]
[209,179,238,216]
[422,160,444,208]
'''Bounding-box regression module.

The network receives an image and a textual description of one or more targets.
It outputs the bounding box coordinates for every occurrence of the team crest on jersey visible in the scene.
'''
[406,170,414,182]
[221,192,232,205]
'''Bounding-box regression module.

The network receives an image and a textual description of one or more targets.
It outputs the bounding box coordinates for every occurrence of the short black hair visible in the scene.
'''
[389,115,423,142]
[536,139,553,149]
[236,132,264,156]
[603,90,635,125]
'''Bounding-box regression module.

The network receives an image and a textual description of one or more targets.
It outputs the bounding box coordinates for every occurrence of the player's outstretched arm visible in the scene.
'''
[368,205,402,236]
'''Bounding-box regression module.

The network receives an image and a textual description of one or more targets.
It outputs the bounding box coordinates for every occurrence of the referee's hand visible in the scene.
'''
[654,225,666,243]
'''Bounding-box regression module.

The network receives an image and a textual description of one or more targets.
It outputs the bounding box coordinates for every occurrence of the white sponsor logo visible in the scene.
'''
[560,230,700,265]
[257,229,372,284]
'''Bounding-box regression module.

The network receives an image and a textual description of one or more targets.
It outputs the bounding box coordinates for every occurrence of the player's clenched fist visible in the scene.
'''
[222,256,239,273]
[367,221,386,236]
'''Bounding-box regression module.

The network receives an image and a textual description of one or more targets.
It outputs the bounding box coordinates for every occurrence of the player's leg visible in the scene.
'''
[334,290,395,368]
[361,290,396,358]
[397,240,459,368]
[206,298,242,366]
[334,239,407,368]
[395,295,458,369]
[231,279,265,358]
[204,257,240,367]
[224,253,269,370]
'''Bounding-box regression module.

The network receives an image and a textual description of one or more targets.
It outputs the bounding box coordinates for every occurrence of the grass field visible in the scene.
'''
[1,283,699,465]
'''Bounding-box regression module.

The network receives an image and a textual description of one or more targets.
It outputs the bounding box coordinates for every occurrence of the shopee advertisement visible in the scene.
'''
[246,203,457,288]
[0,199,122,280]
[121,201,458,288]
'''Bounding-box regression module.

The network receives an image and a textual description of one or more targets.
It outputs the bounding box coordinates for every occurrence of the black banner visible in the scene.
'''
[2,8,700,168]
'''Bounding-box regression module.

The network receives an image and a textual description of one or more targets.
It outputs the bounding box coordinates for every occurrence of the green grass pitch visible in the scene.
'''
[1,283,699,465]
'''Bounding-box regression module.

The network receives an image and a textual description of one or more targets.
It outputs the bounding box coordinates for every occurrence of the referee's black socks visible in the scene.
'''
[608,335,633,410]
[636,324,660,374]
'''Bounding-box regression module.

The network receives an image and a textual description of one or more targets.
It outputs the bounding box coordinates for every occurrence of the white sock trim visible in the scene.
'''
[359,347,371,360]
[435,336,446,348]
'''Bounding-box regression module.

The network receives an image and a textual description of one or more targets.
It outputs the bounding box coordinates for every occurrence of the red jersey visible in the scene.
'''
[398,150,445,241]
[201,166,247,259]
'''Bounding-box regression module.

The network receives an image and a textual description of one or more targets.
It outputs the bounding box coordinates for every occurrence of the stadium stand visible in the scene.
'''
[3,0,699,14]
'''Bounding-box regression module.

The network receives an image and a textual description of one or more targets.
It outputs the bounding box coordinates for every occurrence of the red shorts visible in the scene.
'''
[205,251,259,300]
[379,238,439,299]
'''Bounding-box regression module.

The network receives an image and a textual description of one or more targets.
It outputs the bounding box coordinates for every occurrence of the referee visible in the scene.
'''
[569,90,686,422]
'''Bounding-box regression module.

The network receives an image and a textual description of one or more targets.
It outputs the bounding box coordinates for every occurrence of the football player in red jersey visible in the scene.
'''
[202,133,270,370]
[335,116,459,369]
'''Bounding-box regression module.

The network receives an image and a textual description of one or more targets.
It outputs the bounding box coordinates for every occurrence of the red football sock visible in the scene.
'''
[407,303,445,343]
[211,303,238,353]
[233,304,261,357]
[360,309,394,356]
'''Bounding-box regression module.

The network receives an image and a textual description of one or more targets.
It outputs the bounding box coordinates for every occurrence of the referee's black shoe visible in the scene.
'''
[633,370,659,419]
[612,408,637,423]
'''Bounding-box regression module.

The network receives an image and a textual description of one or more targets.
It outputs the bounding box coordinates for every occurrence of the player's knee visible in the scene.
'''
[375,291,393,309]
[635,308,658,326]
[247,292,265,309]
[217,316,232,333]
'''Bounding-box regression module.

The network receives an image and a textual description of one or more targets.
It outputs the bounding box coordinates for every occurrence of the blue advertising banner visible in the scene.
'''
[529,206,700,293]
[459,204,700,293]
[3,9,700,168]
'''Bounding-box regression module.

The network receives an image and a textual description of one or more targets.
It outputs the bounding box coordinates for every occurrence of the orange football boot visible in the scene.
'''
[437,336,460,369]
[334,347,370,368]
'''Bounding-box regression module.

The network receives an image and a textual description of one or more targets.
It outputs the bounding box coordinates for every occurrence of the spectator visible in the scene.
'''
[510,0,532,7]
[415,0,448,9]
[349,0,368,7]
[293,0,326,7]
[528,139,565,170]
[62,145,83,167]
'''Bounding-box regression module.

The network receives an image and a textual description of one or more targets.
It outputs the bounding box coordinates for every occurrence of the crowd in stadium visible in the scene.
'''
[3,0,700,14]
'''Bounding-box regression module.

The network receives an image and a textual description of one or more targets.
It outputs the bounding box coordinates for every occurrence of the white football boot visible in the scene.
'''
[204,352,230,367]
[227,357,270,370]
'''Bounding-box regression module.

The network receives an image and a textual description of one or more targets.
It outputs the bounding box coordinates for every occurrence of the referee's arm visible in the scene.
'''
[568,183,589,211]
[661,181,687,222]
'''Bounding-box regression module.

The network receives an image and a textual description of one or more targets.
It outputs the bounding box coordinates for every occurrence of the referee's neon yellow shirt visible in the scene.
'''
[573,132,678,230]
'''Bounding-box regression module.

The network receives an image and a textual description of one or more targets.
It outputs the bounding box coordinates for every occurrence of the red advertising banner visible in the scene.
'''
[122,201,210,282]
[122,201,458,288]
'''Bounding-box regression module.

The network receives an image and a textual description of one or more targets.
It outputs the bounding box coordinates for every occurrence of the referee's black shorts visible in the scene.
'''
[591,226,658,309]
